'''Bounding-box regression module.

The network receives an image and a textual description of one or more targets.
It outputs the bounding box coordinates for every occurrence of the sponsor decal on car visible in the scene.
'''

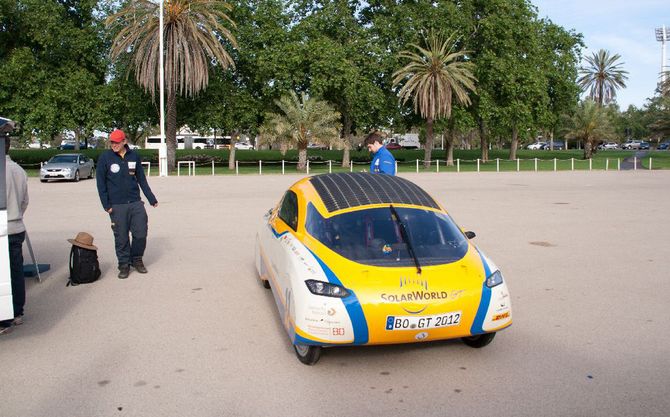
[380,278,462,314]
[492,312,510,321]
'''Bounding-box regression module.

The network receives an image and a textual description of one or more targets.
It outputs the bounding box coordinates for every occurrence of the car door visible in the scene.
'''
[267,190,300,302]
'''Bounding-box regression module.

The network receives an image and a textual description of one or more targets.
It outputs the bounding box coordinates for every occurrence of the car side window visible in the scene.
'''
[278,190,299,231]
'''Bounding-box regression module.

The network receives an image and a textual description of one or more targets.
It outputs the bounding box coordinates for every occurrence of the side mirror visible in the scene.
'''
[464,231,476,239]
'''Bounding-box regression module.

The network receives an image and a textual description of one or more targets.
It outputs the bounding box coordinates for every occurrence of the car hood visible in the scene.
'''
[302,236,493,344]
[43,163,77,169]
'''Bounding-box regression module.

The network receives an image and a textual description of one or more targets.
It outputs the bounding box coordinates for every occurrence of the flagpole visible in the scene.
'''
[158,0,167,176]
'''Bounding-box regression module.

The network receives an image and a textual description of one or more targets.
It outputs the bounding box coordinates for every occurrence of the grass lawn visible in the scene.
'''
[20,148,670,177]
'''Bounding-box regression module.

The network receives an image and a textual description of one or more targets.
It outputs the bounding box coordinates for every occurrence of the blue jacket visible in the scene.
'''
[370,146,396,175]
[96,146,157,211]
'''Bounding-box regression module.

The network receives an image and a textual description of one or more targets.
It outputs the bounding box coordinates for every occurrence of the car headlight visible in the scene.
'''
[40,168,47,174]
[486,270,504,288]
[305,280,350,298]
[62,168,71,174]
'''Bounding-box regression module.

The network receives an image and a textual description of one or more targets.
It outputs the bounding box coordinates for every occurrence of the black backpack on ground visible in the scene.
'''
[68,245,101,286]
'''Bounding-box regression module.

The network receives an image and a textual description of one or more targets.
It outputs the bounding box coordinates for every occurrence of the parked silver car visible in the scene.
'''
[40,153,94,183]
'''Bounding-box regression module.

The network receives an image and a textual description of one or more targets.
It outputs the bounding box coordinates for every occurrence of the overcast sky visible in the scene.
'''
[532,0,669,110]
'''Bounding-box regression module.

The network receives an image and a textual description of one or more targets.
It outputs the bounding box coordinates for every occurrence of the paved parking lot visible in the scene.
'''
[2,170,669,417]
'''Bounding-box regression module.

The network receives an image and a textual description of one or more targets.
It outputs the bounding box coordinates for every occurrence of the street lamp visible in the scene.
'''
[158,0,167,177]
[655,25,670,84]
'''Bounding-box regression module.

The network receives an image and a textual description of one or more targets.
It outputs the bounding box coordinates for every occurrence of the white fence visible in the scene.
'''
[146,156,657,176]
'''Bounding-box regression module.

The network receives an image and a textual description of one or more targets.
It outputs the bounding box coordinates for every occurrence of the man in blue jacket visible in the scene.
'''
[365,132,396,175]
[96,129,158,279]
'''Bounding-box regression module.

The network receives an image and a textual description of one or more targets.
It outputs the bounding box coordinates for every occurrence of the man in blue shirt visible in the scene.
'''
[96,129,158,279]
[365,132,396,175]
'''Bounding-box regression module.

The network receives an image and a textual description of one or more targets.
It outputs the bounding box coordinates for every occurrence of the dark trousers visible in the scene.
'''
[109,201,148,267]
[1,231,25,327]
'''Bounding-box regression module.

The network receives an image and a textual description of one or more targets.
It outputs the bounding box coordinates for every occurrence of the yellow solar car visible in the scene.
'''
[255,173,512,365]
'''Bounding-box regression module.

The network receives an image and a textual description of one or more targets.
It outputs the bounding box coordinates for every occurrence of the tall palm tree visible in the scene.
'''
[261,92,340,171]
[393,31,476,167]
[563,99,614,159]
[577,49,628,107]
[107,0,236,171]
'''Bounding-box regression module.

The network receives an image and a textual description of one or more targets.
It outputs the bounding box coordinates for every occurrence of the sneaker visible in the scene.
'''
[132,259,148,274]
[13,316,23,326]
[118,265,130,279]
[0,326,12,335]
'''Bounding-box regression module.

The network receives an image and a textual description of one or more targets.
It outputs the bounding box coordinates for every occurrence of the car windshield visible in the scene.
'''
[305,203,469,267]
[49,155,78,164]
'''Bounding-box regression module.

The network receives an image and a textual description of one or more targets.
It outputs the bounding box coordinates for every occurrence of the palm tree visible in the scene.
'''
[562,99,614,159]
[261,92,340,171]
[577,49,628,107]
[107,0,236,171]
[393,31,476,167]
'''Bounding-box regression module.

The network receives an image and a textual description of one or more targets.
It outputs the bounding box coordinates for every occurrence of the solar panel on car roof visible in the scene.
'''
[309,173,439,212]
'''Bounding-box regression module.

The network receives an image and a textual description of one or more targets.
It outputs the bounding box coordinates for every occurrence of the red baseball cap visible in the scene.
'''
[109,129,126,142]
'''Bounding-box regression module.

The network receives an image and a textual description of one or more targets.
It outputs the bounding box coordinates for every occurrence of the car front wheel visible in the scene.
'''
[294,344,322,365]
[462,332,496,348]
[73,170,80,182]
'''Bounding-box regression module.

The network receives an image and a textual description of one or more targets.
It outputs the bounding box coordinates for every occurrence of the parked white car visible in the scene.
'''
[28,142,51,149]
[598,142,619,150]
[234,141,254,150]
[526,142,547,150]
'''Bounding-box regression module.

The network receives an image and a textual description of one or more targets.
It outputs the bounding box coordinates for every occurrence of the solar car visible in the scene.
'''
[255,173,512,365]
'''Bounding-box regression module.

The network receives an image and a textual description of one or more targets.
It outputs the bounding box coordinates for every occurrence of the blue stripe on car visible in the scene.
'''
[306,247,369,345]
[470,248,492,335]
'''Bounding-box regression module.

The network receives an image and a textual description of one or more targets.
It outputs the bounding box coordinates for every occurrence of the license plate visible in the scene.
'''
[386,311,461,331]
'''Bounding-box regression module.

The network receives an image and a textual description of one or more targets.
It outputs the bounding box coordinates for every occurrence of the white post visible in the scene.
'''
[617,158,620,170]
[158,0,167,177]
[436,160,440,173]
[554,158,557,172]
[477,159,480,172]
[416,159,419,173]
[534,158,537,172]
[395,160,398,173]
[571,158,574,171]
[259,160,262,175]
[606,158,609,171]
[589,158,592,171]
[516,158,520,172]
[634,157,637,170]
[649,158,652,170]
[307,160,310,175]
[457,159,460,172]
[282,160,285,175]
[496,158,499,172]
[211,160,214,176]
[329,160,332,173]
[350,160,353,172]
[235,160,238,175]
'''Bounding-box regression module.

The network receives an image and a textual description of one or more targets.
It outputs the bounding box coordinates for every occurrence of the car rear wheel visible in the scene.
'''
[462,332,496,348]
[73,170,80,182]
[88,167,94,179]
[294,344,322,365]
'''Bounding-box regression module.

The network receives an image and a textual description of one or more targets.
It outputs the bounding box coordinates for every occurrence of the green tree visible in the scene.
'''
[261,91,340,170]
[577,49,629,107]
[393,31,476,167]
[107,0,237,171]
[0,0,107,146]
[562,99,614,159]
[293,0,388,168]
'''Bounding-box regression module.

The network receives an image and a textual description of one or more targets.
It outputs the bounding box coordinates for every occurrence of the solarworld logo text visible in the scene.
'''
[380,278,449,314]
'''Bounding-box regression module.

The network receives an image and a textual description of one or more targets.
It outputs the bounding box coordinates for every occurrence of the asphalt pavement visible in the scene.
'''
[1,170,669,417]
